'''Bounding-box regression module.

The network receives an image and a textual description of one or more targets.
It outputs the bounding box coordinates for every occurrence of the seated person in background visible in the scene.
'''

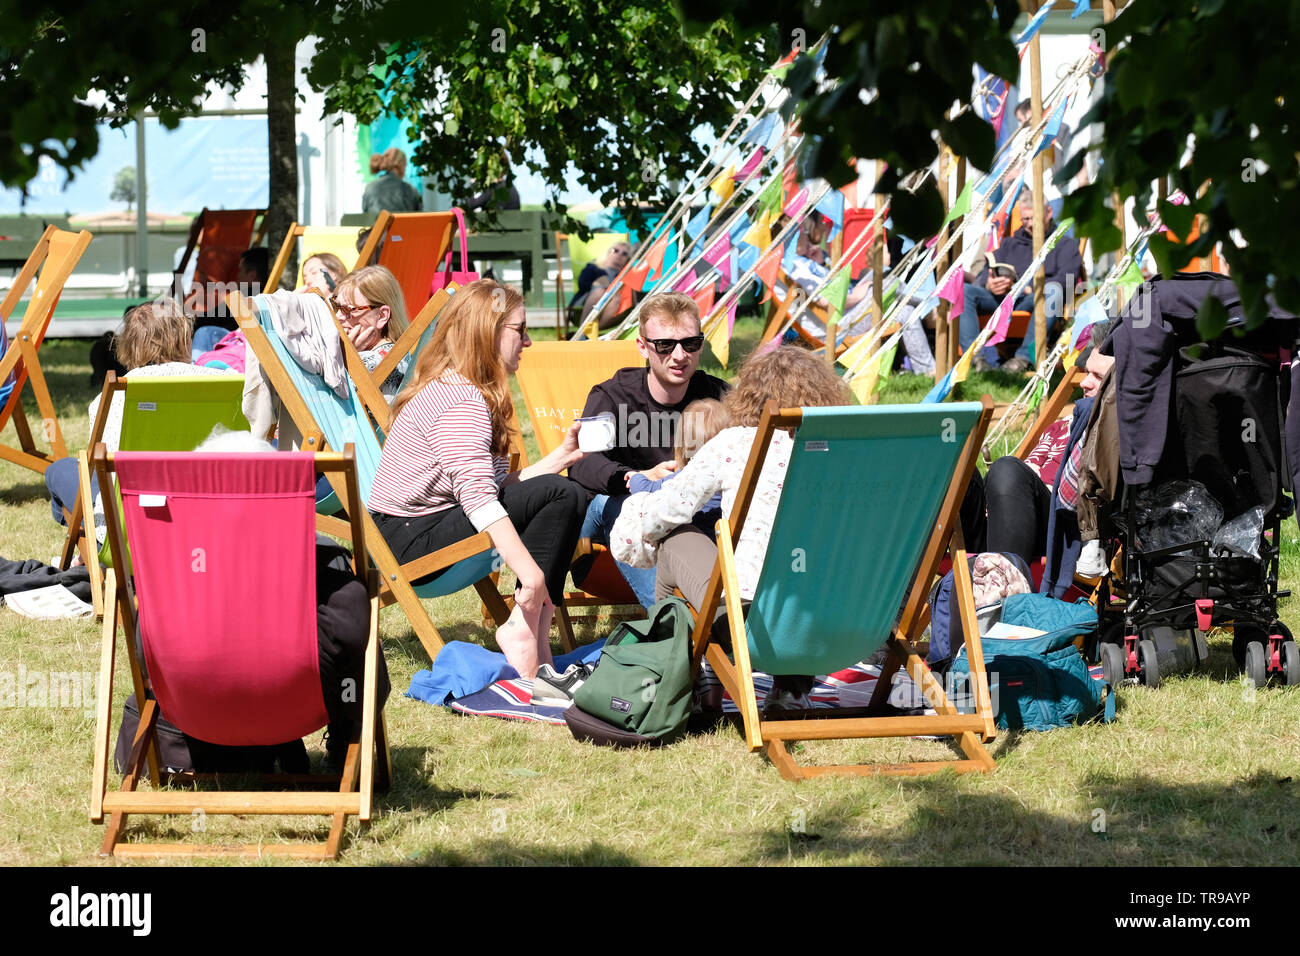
[47,300,231,548]
[981,319,1117,581]
[300,252,347,294]
[332,265,411,399]
[569,240,631,327]
[957,189,1082,373]
[367,280,587,679]
[612,346,852,711]
[459,147,521,213]
[569,292,729,609]
[362,148,422,214]
[191,247,272,357]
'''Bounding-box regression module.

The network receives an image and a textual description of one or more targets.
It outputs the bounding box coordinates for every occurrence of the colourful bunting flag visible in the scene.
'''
[673,267,697,294]
[823,268,851,320]
[732,147,765,183]
[984,295,1017,347]
[783,187,809,220]
[686,204,712,241]
[943,180,973,225]
[757,171,784,217]
[1072,0,1089,17]
[692,283,716,316]
[706,312,730,368]
[627,262,652,292]
[756,246,783,302]
[743,211,773,251]
[710,167,735,202]
[1117,260,1144,296]
[728,213,752,245]
[702,233,730,269]
[815,189,845,237]
[644,235,669,277]
[937,267,966,318]
[1034,98,1069,158]
[922,366,955,404]
[1016,0,1054,47]
[742,113,777,148]
[1068,295,1108,349]
[736,242,759,275]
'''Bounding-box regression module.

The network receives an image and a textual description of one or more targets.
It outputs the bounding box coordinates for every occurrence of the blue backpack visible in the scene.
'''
[950,593,1115,731]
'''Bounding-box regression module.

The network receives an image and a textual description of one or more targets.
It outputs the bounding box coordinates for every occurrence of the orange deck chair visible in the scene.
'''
[355,211,455,318]
[173,208,267,306]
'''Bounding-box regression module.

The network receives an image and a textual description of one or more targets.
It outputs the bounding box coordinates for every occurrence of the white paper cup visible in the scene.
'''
[577,413,617,452]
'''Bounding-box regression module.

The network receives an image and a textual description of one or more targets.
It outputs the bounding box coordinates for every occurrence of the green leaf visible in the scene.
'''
[1195,294,1230,341]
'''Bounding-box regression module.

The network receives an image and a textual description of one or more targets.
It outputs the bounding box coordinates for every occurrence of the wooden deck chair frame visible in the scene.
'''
[89,446,389,860]
[58,371,248,618]
[683,396,998,780]
[0,225,93,475]
[227,290,510,661]
[758,270,855,358]
[266,222,368,292]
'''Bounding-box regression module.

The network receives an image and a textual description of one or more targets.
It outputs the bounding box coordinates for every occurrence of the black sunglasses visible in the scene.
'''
[643,335,704,356]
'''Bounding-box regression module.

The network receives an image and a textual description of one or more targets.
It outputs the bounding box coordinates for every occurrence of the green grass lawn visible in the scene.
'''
[1,331,1298,866]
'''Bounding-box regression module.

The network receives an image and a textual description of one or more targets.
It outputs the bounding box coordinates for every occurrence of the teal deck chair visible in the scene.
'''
[230,290,508,661]
[688,397,998,780]
[59,373,247,618]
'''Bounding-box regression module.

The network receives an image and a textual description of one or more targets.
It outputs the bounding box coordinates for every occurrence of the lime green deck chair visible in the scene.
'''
[61,373,247,617]
[688,397,999,780]
[228,289,508,662]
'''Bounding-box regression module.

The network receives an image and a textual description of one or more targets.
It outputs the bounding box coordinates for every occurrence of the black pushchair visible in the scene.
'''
[1092,273,1300,689]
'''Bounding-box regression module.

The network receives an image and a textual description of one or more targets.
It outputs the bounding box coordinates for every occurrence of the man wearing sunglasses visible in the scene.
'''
[569,292,728,608]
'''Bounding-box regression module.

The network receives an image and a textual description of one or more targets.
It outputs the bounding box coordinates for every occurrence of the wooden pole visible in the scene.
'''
[1027,0,1046,371]
[948,156,966,370]
[934,149,951,377]
[1102,0,1128,310]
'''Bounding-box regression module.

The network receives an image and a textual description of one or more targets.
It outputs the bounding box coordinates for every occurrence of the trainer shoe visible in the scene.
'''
[531,662,594,704]
[1000,356,1034,374]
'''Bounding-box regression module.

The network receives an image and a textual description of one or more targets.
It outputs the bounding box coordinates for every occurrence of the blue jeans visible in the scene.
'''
[46,456,98,525]
[192,324,229,361]
[580,494,658,610]
[958,281,1062,367]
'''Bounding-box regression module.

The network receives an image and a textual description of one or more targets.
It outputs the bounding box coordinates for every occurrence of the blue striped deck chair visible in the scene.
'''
[687,397,998,780]
[228,290,509,661]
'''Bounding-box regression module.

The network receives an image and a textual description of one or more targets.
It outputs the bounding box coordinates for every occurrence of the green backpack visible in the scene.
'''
[567,596,695,747]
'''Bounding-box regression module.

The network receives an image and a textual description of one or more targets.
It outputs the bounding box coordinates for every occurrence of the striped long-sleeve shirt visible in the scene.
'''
[368,372,509,531]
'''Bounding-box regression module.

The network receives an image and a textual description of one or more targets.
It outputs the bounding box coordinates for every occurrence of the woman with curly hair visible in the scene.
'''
[611,346,853,708]
[367,279,587,678]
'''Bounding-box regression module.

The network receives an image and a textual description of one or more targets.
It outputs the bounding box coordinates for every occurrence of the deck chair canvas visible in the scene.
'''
[554,232,629,338]
[90,448,388,859]
[356,211,455,318]
[266,224,367,291]
[513,340,647,644]
[173,208,267,310]
[228,290,509,661]
[687,398,998,780]
[58,373,248,617]
[0,225,93,475]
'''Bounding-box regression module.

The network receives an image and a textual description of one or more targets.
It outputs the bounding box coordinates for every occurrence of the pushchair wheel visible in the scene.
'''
[1283,641,1300,687]
[1244,642,1267,689]
[1233,624,1267,671]
[1100,642,1125,688]
[1138,639,1160,688]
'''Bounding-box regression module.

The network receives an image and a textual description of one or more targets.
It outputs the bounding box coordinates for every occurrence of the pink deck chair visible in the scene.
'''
[90,447,388,860]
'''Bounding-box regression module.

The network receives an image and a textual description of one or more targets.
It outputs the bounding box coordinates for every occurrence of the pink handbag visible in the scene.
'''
[431,206,480,292]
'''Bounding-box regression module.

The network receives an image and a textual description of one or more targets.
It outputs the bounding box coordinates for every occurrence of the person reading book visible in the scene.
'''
[957,189,1082,374]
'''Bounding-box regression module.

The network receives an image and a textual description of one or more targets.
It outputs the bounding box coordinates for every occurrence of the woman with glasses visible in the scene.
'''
[332,265,411,399]
[368,279,587,679]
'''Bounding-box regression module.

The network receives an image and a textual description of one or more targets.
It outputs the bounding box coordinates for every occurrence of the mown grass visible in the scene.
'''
[1,332,1298,866]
